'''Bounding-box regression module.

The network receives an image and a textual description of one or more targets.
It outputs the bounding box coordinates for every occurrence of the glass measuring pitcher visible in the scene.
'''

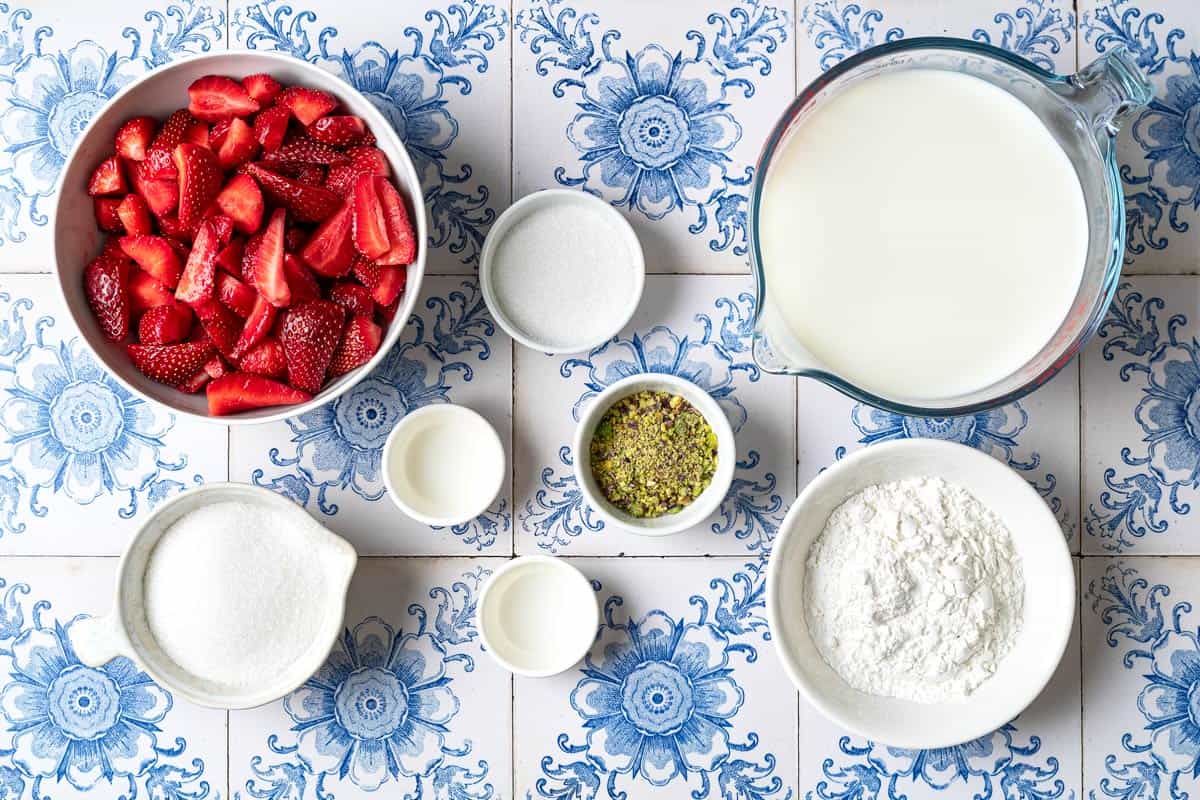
[749,38,1152,416]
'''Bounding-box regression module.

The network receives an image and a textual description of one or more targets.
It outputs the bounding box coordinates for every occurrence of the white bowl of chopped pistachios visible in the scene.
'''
[572,373,736,536]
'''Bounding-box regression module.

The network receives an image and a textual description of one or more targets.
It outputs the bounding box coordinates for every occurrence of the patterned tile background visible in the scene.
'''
[0,0,1198,797]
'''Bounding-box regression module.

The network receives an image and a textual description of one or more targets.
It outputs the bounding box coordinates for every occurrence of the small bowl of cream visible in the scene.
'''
[480,189,644,354]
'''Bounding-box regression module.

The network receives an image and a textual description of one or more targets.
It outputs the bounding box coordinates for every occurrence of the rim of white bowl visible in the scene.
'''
[381,403,505,527]
[765,438,1075,749]
[476,555,599,677]
[571,373,736,536]
[50,49,427,425]
[479,188,645,355]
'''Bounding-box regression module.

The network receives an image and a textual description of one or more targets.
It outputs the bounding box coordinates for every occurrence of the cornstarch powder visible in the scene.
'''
[143,501,329,688]
[804,477,1024,702]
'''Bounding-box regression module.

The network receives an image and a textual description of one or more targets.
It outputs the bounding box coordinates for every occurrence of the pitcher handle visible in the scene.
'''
[71,614,127,667]
[1069,45,1154,137]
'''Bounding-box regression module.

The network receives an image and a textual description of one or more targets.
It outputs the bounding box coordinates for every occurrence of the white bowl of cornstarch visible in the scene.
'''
[766,439,1074,749]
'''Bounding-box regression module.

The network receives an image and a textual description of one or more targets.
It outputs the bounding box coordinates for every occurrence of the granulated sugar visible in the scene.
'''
[143,501,329,688]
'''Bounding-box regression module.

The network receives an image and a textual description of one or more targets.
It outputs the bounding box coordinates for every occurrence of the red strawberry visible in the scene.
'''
[209,119,232,149]
[206,373,311,415]
[151,110,199,153]
[138,303,193,344]
[120,235,183,287]
[242,163,341,223]
[156,214,191,243]
[285,226,307,253]
[325,146,390,196]
[232,293,277,359]
[216,271,257,317]
[373,264,407,306]
[308,115,366,147]
[280,299,345,393]
[115,116,158,161]
[101,236,129,262]
[241,233,262,284]
[94,198,124,232]
[262,137,349,168]
[173,143,222,229]
[278,86,337,125]
[242,73,282,105]
[352,173,389,258]
[376,296,401,326]
[175,220,219,305]
[255,208,291,307]
[375,177,416,266]
[283,254,320,303]
[215,238,245,276]
[140,147,178,180]
[129,270,174,312]
[216,117,258,170]
[131,167,177,219]
[88,156,126,196]
[116,194,153,235]
[127,342,214,387]
[194,299,240,359]
[84,256,130,341]
[206,213,235,245]
[329,281,375,317]
[188,75,260,121]
[177,368,211,394]
[252,105,290,151]
[328,315,381,378]
[300,202,355,276]
[238,337,287,378]
[215,173,264,234]
[183,118,210,149]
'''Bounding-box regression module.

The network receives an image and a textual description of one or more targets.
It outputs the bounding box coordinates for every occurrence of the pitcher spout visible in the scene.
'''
[1068,45,1153,137]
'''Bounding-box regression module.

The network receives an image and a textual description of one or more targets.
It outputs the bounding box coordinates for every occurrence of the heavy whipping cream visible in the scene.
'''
[758,69,1088,400]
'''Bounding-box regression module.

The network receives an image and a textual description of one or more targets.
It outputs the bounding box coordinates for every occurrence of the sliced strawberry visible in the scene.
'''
[216,117,258,170]
[252,105,290,152]
[329,281,375,318]
[175,220,219,306]
[372,264,407,306]
[120,235,183,287]
[140,147,178,180]
[130,163,175,218]
[375,177,416,266]
[308,115,366,147]
[278,86,337,126]
[115,116,157,161]
[300,202,355,277]
[238,337,287,378]
[138,302,193,344]
[262,137,349,169]
[232,293,277,360]
[241,73,282,105]
[241,233,262,284]
[280,299,345,393]
[206,213,235,245]
[151,110,198,153]
[127,341,214,387]
[194,299,240,359]
[214,173,264,235]
[183,118,210,149]
[188,75,260,121]
[209,119,232,150]
[352,173,389,258]
[88,156,126,196]
[177,368,211,394]
[328,315,381,378]
[216,271,256,317]
[376,295,401,326]
[215,238,245,276]
[326,146,390,196]
[84,256,130,341]
[242,163,341,223]
[285,226,308,253]
[203,355,229,379]
[94,198,124,233]
[283,254,321,303]
[129,270,174,313]
[173,142,222,229]
[156,214,191,243]
[116,194,153,235]
[206,373,311,415]
[249,208,289,308]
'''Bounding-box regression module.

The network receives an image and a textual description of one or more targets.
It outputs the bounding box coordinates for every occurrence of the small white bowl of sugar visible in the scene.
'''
[480,189,645,354]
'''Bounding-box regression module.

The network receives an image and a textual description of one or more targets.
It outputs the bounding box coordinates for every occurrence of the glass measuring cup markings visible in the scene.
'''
[749,39,1152,417]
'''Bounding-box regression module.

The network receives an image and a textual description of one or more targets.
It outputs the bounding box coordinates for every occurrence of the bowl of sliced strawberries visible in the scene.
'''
[52,51,425,421]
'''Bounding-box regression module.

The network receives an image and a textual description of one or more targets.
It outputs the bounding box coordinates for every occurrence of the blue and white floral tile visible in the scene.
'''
[231,0,512,275]
[796,0,1076,87]
[0,276,228,556]
[1079,277,1200,554]
[795,361,1082,553]
[229,277,513,556]
[229,557,510,800]
[512,0,795,274]
[1081,0,1200,273]
[513,275,795,556]
[800,558,1083,800]
[0,0,226,271]
[0,557,226,800]
[514,556,795,799]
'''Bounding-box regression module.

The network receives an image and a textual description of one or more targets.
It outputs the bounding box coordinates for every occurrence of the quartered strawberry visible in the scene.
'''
[120,235,183,287]
[353,256,407,306]
[94,198,124,232]
[375,177,416,266]
[88,156,126,196]
[241,73,282,105]
[252,105,290,152]
[129,269,174,312]
[141,146,178,180]
[241,233,262,284]
[205,213,234,245]
[255,208,291,307]
[206,373,311,415]
[151,109,199,153]
[115,116,157,161]
[156,214,191,243]
[308,115,366,147]
[209,118,231,150]
[262,137,349,169]
[232,293,277,360]
[325,146,390,196]
[352,173,389,258]
[183,118,211,149]
[138,302,193,344]
[329,281,375,317]
[127,341,214,387]
[84,256,130,341]
[242,163,341,223]
[278,86,337,126]
[216,271,256,317]
[300,201,354,276]
[177,367,212,394]
[215,238,245,276]
[285,226,308,253]
[215,173,264,234]
[188,75,260,121]
[116,194,153,236]
[131,161,178,217]
[175,220,219,306]
[238,337,287,379]
[328,315,381,378]
[173,143,222,229]
[216,117,258,170]
[283,254,321,304]
[375,295,401,326]
[280,299,345,393]
[194,299,240,360]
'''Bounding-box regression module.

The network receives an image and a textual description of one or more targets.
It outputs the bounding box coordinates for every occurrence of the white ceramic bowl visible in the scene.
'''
[479,189,644,354]
[572,373,736,536]
[52,50,427,424]
[766,439,1074,749]
[70,482,358,709]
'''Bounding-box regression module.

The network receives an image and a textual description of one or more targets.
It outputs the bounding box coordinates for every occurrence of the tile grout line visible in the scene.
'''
[792,1,802,791]
[508,2,517,795]
[1075,4,1086,792]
